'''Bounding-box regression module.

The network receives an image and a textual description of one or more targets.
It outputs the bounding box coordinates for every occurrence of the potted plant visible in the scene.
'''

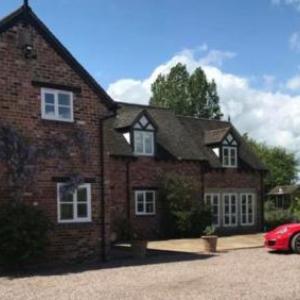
[131,231,148,259]
[201,226,218,252]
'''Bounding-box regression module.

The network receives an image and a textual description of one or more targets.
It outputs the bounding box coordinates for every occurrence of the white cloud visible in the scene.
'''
[287,74,300,90]
[107,46,300,165]
[290,32,300,52]
[199,50,236,67]
[272,0,300,11]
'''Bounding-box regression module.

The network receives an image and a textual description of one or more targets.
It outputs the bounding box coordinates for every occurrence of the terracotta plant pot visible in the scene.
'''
[131,240,148,258]
[201,235,218,252]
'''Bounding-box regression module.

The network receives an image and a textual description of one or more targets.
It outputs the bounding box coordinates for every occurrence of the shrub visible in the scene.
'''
[0,202,52,269]
[159,173,212,238]
[264,200,295,231]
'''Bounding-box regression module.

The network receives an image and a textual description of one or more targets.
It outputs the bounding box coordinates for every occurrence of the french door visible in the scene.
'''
[223,193,238,227]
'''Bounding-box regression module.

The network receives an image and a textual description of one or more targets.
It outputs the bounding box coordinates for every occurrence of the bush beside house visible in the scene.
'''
[159,173,212,238]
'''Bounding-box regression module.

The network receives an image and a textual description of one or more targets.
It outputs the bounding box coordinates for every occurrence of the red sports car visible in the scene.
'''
[265,223,300,253]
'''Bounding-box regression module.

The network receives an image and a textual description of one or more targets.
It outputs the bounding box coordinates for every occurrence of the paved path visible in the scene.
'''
[0,247,299,300]
[147,233,264,253]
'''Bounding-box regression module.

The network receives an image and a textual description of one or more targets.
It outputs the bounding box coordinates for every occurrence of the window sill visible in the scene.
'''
[133,153,155,157]
[135,213,156,217]
[41,117,74,123]
[58,219,92,225]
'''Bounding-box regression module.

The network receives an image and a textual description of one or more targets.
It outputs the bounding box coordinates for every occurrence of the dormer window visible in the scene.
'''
[222,134,238,168]
[133,114,155,156]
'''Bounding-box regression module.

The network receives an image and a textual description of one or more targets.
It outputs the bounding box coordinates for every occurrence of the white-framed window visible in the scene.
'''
[240,193,255,226]
[41,88,74,122]
[133,131,154,156]
[205,193,220,227]
[222,146,237,168]
[223,193,238,227]
[57,183,91,223]
[135,190,156,215]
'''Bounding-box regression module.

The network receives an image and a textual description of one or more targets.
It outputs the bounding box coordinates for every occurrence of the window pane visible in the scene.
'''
[45,104,55,116]
[223,148,229,165]
[61,204,73,220]
[58,93,71,106]
[78,187,87,202]
[77,203,87,218]
[137,192,144,203]
[58,106,71,119]
[137,202,144,212]
[146,192,154,202]
[45,93,55,104]
[134,131,144,153]
[146,202,154,213]
[59,187,73,202]
[230,148,236,165]
[144,132,153,154]
[242,215,247,224]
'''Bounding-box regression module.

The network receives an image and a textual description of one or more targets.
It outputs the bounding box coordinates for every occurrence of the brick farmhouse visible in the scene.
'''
[0,4,266,262]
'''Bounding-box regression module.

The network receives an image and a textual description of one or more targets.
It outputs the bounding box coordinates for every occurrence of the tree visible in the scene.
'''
[245,136,298,191]
[150,63,222,119]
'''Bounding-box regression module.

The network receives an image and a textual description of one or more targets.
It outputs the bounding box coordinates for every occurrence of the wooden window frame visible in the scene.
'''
[41,88,74,122]
[57,183,92,223]
[135,190,156,216]
[205,193,221,227]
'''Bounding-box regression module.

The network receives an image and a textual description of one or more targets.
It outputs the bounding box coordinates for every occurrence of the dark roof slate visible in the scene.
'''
[204,127,231,145]
[105,102,267,170]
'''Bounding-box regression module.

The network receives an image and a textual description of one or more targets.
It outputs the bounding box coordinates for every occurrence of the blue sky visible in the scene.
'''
[2,0,300,163]
[1,0,300,88]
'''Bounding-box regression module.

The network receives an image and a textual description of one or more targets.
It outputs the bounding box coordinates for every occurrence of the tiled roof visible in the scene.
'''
[104,102,267,170]
[268,185,300,196]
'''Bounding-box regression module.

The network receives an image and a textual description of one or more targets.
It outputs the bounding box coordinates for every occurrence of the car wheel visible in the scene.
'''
[291,233,300,254]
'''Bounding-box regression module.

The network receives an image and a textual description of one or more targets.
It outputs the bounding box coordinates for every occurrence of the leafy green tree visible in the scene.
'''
[245,136,298,191]
[150,63,222,119]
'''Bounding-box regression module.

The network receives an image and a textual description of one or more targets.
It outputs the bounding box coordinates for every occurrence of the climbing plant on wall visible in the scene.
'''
[0,122,91,203]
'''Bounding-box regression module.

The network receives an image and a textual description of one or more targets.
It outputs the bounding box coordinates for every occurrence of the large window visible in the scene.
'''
[133,115,155,156]
[41,88,74,122]
[223,193,238,227]
[57,183,91,223]
[240,193,255,225]
[222,146,237,168]
[135,190,156,215]
[205,193,220,227]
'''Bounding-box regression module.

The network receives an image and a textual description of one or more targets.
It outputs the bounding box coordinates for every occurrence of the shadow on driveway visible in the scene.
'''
[1,246,216,279]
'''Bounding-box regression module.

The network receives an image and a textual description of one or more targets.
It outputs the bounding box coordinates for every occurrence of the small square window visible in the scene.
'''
[41,88,74,122]
[57,183,91,223]
[135,190,156,215]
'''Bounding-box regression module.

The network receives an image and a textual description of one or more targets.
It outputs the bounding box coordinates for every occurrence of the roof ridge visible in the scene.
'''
[177,114,230,123]
[117,101,170,111]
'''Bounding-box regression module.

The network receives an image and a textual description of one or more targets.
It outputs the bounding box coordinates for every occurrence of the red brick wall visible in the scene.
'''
[108,156,203,239]
[0,22,110,261]
[108,157,263,239]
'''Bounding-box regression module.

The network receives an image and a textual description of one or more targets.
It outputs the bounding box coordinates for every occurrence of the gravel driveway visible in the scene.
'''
[0,248,299,300]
